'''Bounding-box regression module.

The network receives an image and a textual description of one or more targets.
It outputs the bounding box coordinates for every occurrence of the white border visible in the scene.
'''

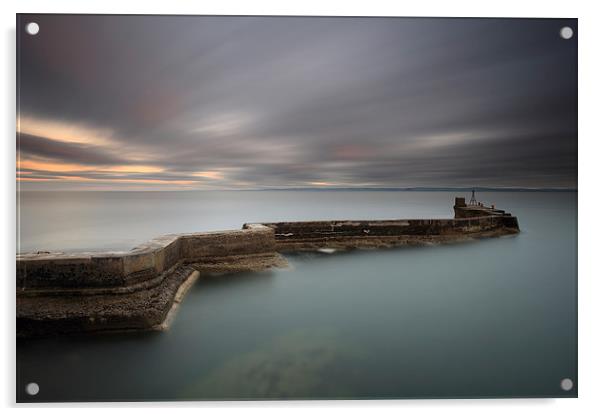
[3,0,601,414]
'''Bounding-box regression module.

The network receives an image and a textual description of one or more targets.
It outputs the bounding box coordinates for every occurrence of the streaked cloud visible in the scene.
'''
[18,115,117,147]
[192,171,224,180]
[17,15,577,190]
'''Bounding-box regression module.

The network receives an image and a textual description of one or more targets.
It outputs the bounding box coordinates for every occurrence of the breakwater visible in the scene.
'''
[16,198,519,337]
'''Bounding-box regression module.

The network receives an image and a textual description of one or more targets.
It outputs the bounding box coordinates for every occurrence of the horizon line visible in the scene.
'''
[16,186,578,192]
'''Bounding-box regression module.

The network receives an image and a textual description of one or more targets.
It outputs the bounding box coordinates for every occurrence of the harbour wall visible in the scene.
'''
[18,215,519,292]
[17,224,277,292]
[251,216,519,251]
[16,200,519,336]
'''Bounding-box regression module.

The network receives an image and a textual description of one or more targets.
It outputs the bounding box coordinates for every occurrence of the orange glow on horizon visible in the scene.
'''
[192,170,224,180]
[18,159,164,175]
[17,176,198,185]
[308,181,335,186]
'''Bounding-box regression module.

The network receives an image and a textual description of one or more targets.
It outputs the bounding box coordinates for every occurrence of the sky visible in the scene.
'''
[17,15,577,190]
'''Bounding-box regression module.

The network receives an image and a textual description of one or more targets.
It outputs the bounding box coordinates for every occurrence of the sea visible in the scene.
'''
[16,190,577,401]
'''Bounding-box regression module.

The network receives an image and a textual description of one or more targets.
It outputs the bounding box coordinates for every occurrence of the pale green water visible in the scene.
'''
[16,191,577,401]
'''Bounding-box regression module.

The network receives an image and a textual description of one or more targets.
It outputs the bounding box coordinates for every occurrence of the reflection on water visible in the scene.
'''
[16,191,577,401]
[181,328,358,399]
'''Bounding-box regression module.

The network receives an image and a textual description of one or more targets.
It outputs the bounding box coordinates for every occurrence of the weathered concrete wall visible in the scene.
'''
[17,226,277,292]
[180,227,276,261]
[248,215,519,251]
[453,198,512,220]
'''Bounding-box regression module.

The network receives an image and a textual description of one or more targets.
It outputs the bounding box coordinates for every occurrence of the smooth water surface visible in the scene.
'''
[16,191,577,401]
[19,190,475,253]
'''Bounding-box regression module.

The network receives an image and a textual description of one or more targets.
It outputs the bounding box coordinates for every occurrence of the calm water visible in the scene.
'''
[16,191,577,401]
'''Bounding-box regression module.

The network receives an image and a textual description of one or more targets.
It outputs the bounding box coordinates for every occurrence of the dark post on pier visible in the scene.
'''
[469,189,478,206]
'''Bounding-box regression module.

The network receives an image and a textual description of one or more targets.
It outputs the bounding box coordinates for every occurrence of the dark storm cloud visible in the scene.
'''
[17,15,577,189]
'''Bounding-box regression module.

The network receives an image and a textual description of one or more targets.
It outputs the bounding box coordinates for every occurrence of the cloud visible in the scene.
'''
[18,133,125,166]
[17,15,577,189]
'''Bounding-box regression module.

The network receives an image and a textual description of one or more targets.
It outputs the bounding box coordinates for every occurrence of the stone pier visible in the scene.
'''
[16,198,519,337]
